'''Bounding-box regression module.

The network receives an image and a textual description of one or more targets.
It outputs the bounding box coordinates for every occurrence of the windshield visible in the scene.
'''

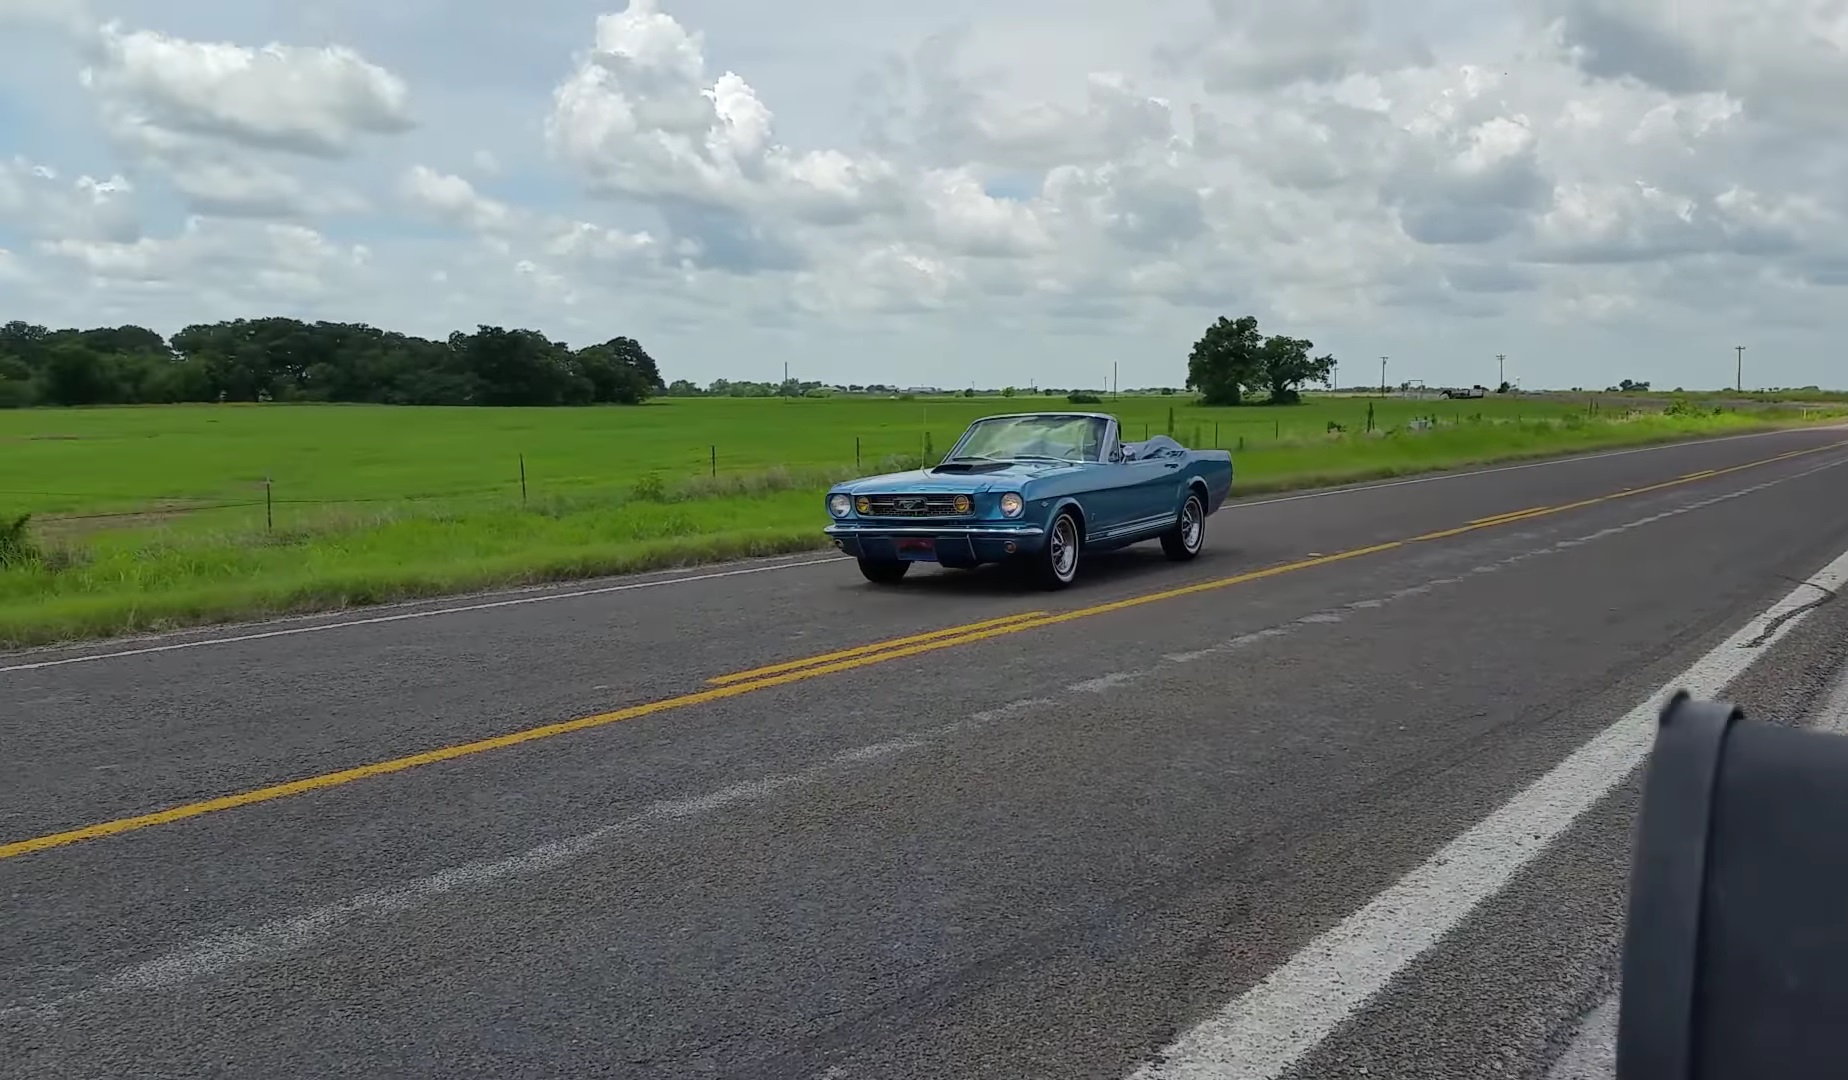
[949,415,1109,463]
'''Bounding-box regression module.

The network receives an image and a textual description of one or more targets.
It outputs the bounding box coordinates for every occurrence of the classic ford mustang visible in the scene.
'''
[823,411,1235,588]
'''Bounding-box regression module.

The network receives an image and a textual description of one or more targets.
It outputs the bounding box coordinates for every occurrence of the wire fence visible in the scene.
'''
[0,402,1720,538]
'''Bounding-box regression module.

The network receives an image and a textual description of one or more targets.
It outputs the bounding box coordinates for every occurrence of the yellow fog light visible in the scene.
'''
[855,495,871,514]
[953,495,971,513]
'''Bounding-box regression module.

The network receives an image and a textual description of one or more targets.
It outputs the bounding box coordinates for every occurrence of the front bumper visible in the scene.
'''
[823,522,1046,564]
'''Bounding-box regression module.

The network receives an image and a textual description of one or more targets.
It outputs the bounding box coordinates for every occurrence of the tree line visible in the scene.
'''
[0,318,666,408]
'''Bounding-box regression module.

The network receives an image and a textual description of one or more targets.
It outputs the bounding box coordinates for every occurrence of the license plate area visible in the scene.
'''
[895,537,937,560]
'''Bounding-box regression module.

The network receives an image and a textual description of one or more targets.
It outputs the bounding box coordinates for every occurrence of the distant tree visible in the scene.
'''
[42,342,117,405]
[1254,334,1336,405]
[1186,315,1264,405]
[574,342,655,404]
[590,335,663,392]
[0,316,670,408]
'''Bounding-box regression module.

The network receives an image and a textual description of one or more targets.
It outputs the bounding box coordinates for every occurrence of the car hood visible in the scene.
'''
[839,460,1084,494]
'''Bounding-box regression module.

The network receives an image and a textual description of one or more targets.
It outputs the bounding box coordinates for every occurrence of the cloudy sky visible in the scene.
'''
[1,0,1842,391]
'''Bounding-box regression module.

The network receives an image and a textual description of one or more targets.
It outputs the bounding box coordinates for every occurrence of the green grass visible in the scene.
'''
[0,394,1840,648]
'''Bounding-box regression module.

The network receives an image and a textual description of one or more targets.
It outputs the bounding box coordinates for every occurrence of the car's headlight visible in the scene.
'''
[828,493,852,518]
[999,493,1024,517]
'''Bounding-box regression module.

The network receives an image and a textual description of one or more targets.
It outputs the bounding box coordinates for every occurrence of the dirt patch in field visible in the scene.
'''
[33,501,225,538]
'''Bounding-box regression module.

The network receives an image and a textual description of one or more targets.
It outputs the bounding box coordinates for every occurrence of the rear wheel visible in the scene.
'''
[858,557,911,584]
[1031,510,1082,589]
[1160,491,1206,561]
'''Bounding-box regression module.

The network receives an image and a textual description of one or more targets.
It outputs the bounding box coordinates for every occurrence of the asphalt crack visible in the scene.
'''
[1743,578,1839,648]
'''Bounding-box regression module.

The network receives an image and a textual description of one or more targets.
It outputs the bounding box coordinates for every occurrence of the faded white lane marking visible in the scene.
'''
[0,697,1054,1018]
[1127,542,1848,1080]
[1072,673,1138,693]
[1545,991,1620,1080]
[0,556,851,674]
[8,427,1837,674]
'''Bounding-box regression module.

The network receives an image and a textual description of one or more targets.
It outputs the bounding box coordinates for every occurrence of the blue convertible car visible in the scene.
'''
[823,411,1234,588]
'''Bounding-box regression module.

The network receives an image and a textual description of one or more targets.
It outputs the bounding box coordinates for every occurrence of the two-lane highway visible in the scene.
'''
[5,426,1848,1079]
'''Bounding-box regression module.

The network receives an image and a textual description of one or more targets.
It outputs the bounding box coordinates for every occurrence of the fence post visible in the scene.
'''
[1274,420,1280,439]
[1214,421,1220,447]
[265,476,273,531]
[519,454,527,508]
[710,445,717,477]
[855,435,861,469]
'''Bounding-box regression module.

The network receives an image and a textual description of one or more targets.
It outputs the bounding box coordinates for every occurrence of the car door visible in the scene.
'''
[1120,444,1185,535]
[1086,456,1175,540]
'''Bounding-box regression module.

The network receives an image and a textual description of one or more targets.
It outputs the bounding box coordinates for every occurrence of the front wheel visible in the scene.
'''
[858,557,910,584]
[1160,491,1206,561]
[1030,510,1082,589]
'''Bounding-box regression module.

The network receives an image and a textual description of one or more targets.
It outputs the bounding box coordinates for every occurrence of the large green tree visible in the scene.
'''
[1185,314,1263,405]
[1186,314,1337,405]
[1255,334,1336,404]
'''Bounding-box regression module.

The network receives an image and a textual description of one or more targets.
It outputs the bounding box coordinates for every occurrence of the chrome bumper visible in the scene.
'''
[823,523,1045,538]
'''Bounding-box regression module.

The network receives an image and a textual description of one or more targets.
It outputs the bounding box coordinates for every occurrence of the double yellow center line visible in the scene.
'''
[3,437,1842,863]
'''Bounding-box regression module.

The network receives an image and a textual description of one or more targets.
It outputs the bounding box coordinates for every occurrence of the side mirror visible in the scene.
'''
[1617,690,1848,1079]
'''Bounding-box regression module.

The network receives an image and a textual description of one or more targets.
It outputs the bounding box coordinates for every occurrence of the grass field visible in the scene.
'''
[1,392,1842,647]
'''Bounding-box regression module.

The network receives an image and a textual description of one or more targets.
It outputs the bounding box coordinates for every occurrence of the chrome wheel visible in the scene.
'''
[1050,514,1078,580]
[1181,496,1204,552]
[1161,492,1207,561]
[1029,510,1082,589]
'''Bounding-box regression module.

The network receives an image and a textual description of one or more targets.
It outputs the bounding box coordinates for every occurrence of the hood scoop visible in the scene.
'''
[927,460,1019,474]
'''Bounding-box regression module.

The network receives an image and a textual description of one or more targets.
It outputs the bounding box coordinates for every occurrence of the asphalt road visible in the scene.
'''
[5,425,1848,1080]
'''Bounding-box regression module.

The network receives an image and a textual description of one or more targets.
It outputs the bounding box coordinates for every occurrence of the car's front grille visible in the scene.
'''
[863,493,968,517]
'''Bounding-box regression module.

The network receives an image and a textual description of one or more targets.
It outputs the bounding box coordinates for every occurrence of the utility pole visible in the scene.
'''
[783,360,789,398]
[1112,361,1118,399]
[1380,356,1389,396]
[1735,345,1745,392]
[1497,353,1506,387]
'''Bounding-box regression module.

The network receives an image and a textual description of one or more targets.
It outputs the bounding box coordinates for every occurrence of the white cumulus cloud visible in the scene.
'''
[0,0,1839,388]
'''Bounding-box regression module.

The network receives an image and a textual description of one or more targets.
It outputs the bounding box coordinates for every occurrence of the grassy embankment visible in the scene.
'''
[1,393,1840,647]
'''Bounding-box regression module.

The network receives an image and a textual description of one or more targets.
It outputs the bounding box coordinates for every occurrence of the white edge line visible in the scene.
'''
[1129,540,1848,1080]
[4,424,1839,673]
